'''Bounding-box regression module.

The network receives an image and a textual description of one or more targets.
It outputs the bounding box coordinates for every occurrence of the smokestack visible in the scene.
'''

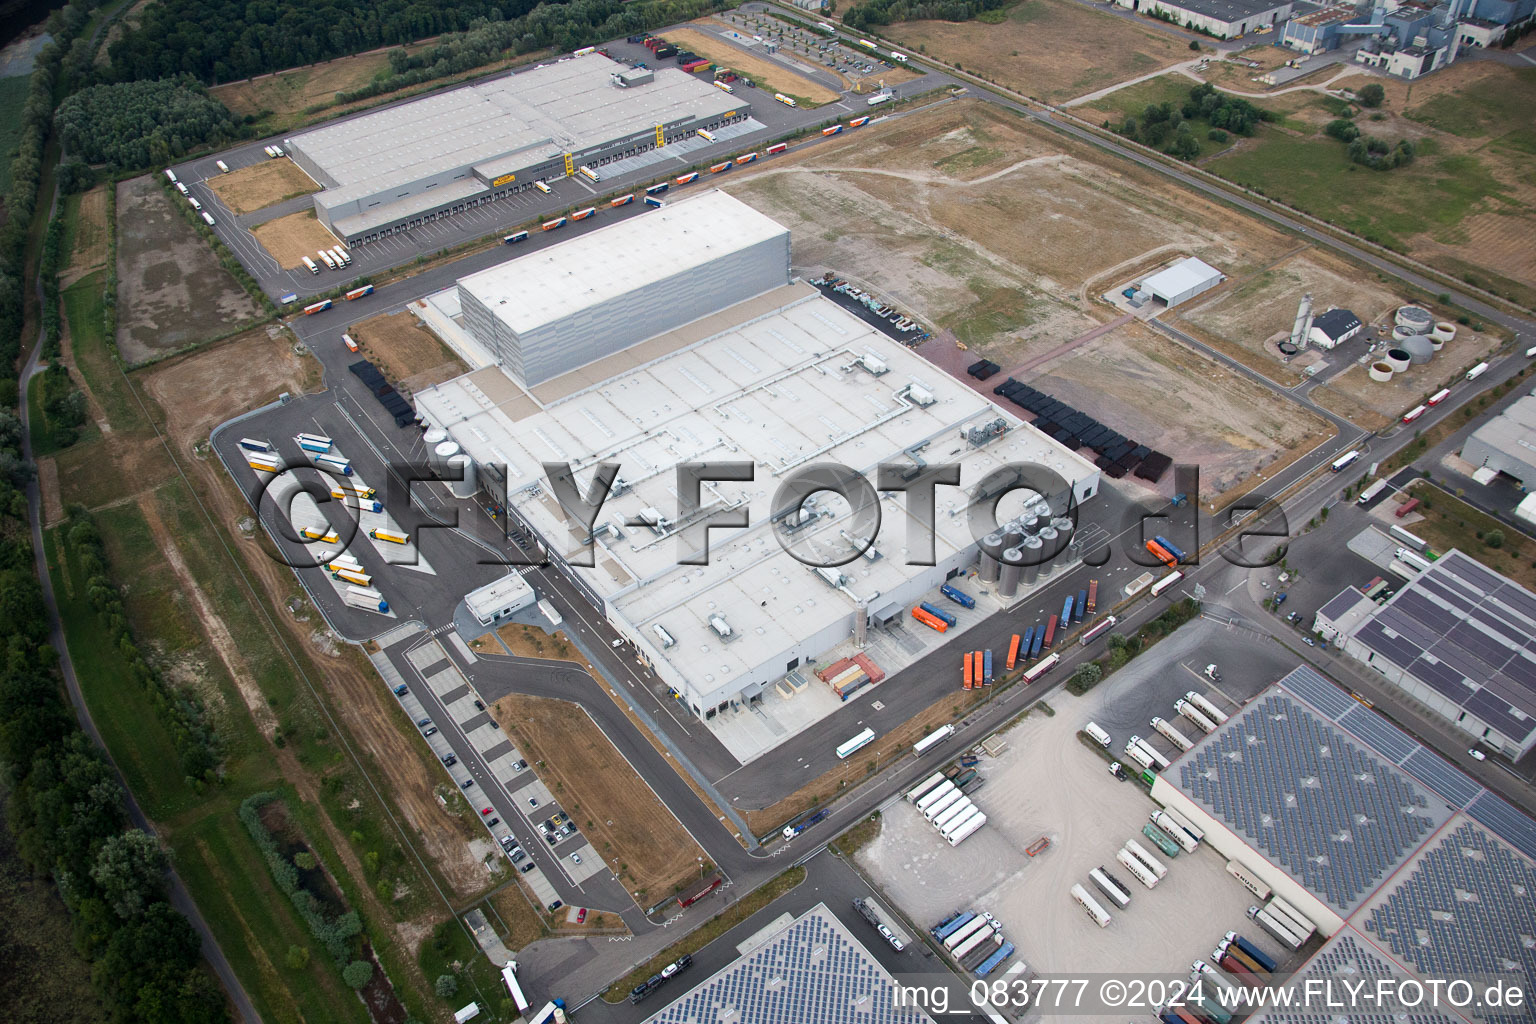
[1290,293,1315,347]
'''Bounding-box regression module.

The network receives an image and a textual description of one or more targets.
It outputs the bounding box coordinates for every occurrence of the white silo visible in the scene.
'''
[446,454,477,498]
[1289,293,1314,347]
[423,426,448,450]
[431,439,460,472]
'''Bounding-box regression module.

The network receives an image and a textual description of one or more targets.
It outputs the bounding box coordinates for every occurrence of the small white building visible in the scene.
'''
[1307,307,1363,349]
[1140,257,1225,308]
[464,573,536,627]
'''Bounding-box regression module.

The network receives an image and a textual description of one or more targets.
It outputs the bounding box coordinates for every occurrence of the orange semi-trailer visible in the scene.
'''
[912,606,948,632]
[963,652,973,690]
[1006,634,1021,670]
[1146,540,1177,567]
[1087,579,1098,613]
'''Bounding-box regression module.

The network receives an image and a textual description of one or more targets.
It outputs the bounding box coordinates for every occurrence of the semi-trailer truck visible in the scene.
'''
[1070,884,1111,928]
[1150,811,1199,853]
[1123,743,1155,771]
[940,583,976,608]
[1176,699,1218,734]
[946,812,986,846]
[1115,848,1159,889]
[1225,860,1271,900]
[1129,736,1170,770]
[907,772,947,804]
[1142,823,1181,859]
[975,941,1014,977]
[1266,896,1316,938]
[1224,932,1277,972]
[931,911,974,942]
[1247,906,1304,950]
[1151,716,1194,752]
[1089,867,1131,908]
[344,586,390,613]
[1124,839,1167,878]
[1185,691,1229,724]
[1157,805,1204,844]
[943,914,991,951]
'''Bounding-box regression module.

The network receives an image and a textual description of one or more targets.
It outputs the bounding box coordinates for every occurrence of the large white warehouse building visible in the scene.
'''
[284,54,747,245]
[416,192,1101,724]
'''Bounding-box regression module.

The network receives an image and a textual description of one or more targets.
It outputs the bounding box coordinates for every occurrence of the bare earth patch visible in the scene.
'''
[660,24,839,104]
[252,209,346,271]
[348,310,467,392]
[493,693,707,903]
[115,175,262,363]
[62,185,109,286]
[206,159,320,215]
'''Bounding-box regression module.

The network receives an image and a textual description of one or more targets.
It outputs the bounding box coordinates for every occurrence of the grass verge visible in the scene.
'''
[602,866,807,1002]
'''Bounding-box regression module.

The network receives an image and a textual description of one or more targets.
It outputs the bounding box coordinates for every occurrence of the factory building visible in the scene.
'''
[1306,307,1362,349]
[457,194,790,387]
[1353,0,1536,79]
[1154,666,1536,1024]
[283,54,747,246]
[1458,395,1536,492]
[1281,2,1366,53]
[1139,256,1225,309]
[1114,0,1294,38]
[415,192,1100,726]
[1313,550,1536,759]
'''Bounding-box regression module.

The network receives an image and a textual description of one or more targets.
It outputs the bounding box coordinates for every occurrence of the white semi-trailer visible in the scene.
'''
[1124,838,1168,878]
[1176,699,1218,734]
[1150,811,1199,853]
[1070,884,1111,928]
[1151,716,1194,752]
[1185,691,1229,724]
[1116,848,1160,889]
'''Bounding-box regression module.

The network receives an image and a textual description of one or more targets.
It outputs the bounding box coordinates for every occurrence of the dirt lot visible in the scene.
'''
[1177,249,1405,370]
[214,48,398,119]
[1313,326,1499,431]
[348,311,466,394]
[206,159,320,215]
[660,24,840,104]
[882,0,1188,103]
[1031,318,1332,494]
[63,185,109,286]
[725,100,1293,372]
[252,209,345,271]
[493,694,706,903]
[115,175,263,363]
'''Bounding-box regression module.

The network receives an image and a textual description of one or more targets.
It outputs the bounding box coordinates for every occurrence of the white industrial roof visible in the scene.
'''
[287,54,741,213]
[1142,256,1223,300]
[464,572,534,624]
[457,190,789,336]
[417,286,1099,700]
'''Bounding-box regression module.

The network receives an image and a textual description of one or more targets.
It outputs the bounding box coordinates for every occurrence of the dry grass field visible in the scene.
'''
[62,185,109,286]
[1313,327,1499,430]
[882,0,1188,103]
[345,311,466,393]
[251,209,344,270]
[205,159,319,215]
[660,24,840,104]
[493,694,707,902]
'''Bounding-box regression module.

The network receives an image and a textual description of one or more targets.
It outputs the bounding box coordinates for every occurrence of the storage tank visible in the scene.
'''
[1021,515,1039,534]
[1431,322,1456,344]
[1369,361,1395,382]
[1035,527,1058,579]
[1399,334,1434,365]
[423,426,448,450]
[1020,535,1043,586]
[998,548,1023,599]
[431,440,460,472]
[1391,325,1419,343]
[978,533,1003,584]
[1383,348,1412,373]
[1395,305,1433,334]
[447,454,477,498]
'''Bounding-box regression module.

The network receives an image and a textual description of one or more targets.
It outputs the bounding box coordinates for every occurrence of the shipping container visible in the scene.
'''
[610,193,634,207]
[344,284,374,300]
[912,606,948,632]
[1395,497,1420,518]
[239,437,273,453]
[734,152,757,164]
[822,124,844,136]
[709,162,731,174]
[542,217,567,231]
[643,196,664,208]
[645,182,670,195]
[849,116,870,127]
[676,171,699,185]
[570,207,596,221]
[1006,634,1021,670]
[918,601,956,626]
[303,299,332,315]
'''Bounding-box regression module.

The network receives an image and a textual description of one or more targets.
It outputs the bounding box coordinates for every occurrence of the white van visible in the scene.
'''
[188,196,202,210]
[201,211,216,226]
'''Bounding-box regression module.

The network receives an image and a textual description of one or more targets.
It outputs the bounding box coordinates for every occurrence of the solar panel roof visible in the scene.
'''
[642,904,934,1024]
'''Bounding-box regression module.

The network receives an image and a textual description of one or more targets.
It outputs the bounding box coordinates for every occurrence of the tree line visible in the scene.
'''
[334,0,730,105]
[0,444,230,1023]
[842,0,1009,31]
[56,77,244,173]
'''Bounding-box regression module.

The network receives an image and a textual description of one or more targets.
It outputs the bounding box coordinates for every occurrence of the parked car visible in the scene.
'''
[576,908,588,924]
[529,797,539,808]
[481,807,493,816]
[486,817,499,827]
[423,726,438,736]
[1303,637,1317,647]
[1469,749,1487,761]
[394,685,408,696]
[499,836,516,851]
[460,778,474,789]
[473,699,485,711]
[417,717,431,727]
[442,755,457,767]
[511,760,527,771]
[520,862,535,873]
[570,853,582,864]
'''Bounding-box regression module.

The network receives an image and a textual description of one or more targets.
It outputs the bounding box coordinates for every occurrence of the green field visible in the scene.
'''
[1211,132,1510,251]
[1408,67,1536,139]
[0,75,32,198]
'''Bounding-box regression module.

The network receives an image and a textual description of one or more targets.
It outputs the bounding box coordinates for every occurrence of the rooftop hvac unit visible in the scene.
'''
[636,506,671,534]
[907,384,936,407]
[652,624,677,648]
[858,352,888,376]
[815,566,846,588]
[965,418,1009,447]
[708,615,734,639]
